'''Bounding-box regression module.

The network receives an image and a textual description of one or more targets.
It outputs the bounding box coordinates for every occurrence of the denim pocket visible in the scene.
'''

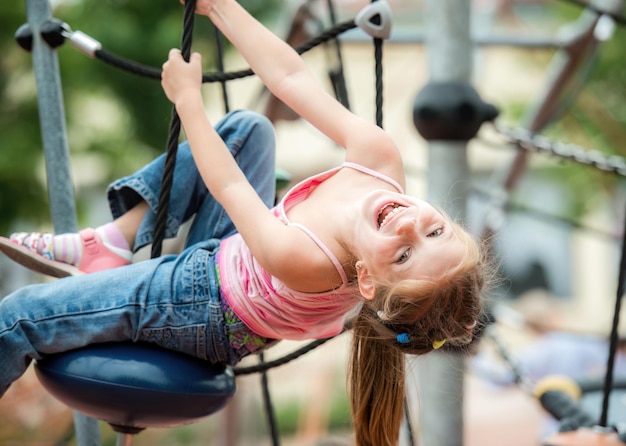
[139,324,208,360]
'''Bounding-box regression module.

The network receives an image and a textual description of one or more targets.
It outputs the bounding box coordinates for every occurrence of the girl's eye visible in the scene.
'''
[397,248,411,264]
[427,228,443,238]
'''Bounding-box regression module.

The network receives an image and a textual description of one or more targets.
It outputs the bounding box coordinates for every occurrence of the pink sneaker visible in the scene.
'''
[0,228,131,278]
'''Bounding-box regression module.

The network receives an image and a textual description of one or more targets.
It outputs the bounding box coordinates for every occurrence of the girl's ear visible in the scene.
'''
[356,262,376,300]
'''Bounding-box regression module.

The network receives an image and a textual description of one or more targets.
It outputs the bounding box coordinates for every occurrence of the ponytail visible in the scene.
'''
[348,305,406,446]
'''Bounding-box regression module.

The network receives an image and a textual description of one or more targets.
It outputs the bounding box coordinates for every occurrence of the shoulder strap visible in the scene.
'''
[289,222,349,286]
[342,161,404,193]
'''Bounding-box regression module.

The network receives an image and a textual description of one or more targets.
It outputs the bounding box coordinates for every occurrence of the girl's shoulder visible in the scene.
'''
[341,162,404,193]
[342,119,406,189]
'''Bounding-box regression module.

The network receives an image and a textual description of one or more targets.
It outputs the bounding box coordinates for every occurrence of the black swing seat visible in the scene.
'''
[34,342,237,433]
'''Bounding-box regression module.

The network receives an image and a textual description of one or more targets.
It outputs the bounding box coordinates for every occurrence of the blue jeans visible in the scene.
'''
[0,110,276,397]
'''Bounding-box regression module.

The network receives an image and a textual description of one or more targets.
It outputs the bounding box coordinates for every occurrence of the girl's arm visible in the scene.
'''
[161,50,308,283]
[201,0,405,186]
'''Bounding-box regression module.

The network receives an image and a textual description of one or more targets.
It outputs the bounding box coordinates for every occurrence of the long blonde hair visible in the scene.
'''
[347,224,488,445]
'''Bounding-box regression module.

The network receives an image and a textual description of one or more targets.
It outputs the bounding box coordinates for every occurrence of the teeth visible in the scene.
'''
[381,206,401,227]
[378,204,405,228]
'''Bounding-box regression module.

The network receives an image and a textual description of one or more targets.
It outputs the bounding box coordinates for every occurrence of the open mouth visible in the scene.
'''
[377,203,406,229]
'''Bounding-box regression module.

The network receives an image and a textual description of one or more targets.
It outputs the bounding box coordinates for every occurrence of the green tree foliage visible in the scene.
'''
[0,2,48,234]
[0,0,281,234]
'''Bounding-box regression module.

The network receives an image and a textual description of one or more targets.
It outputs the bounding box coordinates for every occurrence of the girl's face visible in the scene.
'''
[355,190,467,286]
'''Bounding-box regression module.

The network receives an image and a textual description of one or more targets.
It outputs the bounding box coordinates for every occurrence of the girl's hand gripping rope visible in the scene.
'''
[180,0,216,17]
[161,49,203,107]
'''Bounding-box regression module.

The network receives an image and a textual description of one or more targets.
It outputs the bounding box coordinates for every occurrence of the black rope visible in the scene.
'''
[91,19,357,83]
[151,0,196,258]
[259,352,280,446]
[212,26,230,114]
[373,37,383,128]
[233,336,338,375]
[200,20,356,83]
[293,19,357,56]
[325,0,351,109]
[403,398,415,446]
[95,49,163,79]
[599,200,626,426]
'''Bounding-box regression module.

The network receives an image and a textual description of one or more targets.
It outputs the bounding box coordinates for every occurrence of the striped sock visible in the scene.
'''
[51,233,82,265]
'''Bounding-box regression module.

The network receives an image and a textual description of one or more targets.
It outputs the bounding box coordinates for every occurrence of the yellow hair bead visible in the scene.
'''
[432,339,446,350]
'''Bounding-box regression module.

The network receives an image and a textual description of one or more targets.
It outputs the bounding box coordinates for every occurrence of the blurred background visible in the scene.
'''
[1,0,626,444]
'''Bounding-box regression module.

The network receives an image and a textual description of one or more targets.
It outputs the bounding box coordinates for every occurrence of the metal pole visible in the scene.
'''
[26,0,77,233]
[413,1,473,445]
[25,0,100,444]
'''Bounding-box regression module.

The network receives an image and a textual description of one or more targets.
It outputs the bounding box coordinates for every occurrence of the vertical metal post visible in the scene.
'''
[413,1,473,445]
[25,0,101,444]
[26,0,77,233]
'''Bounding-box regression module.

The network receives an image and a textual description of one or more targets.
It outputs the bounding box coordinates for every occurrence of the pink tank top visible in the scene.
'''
[217,162,404,340]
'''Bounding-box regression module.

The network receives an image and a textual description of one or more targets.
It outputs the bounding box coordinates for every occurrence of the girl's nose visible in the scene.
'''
[395,216,417,236]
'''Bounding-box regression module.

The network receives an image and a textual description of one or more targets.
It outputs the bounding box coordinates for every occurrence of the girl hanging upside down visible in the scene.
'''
[0,0,490,444]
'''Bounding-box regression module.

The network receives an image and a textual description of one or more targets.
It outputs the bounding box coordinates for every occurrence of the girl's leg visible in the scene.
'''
[108,109,276,250]
[0,111,275,276]
[0,239,230,398]
[114,201,150,248]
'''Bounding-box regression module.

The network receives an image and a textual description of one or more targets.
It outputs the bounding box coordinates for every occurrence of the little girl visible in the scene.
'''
[0,0,487,444]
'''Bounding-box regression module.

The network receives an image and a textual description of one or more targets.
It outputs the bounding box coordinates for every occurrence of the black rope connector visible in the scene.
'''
[41,18,71,49]
[355,0,392,39]
[14,19,71,52]
[21,18,103,56]
[412,81,499,141]
[15,23,33,52]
